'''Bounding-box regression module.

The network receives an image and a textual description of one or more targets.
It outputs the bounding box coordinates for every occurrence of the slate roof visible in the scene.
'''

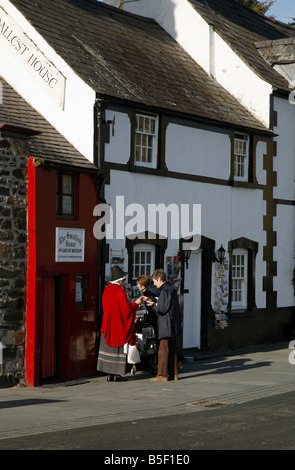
[8,0,271,133]
[0,77,99,171]
[189,0,295,93]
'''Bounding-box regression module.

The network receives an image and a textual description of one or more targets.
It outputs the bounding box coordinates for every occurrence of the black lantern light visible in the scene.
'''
[178,249,191,269]
[216,245,225,264]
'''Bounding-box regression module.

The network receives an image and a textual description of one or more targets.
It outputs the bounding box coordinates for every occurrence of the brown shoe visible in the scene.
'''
[150,376,168,382]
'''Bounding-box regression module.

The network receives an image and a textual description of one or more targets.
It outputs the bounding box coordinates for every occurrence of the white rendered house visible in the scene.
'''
[1,0,294,351]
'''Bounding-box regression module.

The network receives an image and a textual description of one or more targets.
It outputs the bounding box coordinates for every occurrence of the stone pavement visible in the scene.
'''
[0,342,294,442]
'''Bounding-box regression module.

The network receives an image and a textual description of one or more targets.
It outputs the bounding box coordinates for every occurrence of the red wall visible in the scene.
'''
[26,158,99,386]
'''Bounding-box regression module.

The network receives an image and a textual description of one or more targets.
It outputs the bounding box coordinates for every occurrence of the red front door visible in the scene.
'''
[40,273,97,382]
[68,273,97,380]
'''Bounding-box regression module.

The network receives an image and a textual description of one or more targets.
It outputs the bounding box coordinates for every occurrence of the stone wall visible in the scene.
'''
[0,135,28,388]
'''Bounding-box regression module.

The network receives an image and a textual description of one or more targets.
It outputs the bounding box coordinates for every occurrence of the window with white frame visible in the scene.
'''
[133,244,155,280]
[135,113,158,168]
[233,134,249,181]
[231,249,248,310]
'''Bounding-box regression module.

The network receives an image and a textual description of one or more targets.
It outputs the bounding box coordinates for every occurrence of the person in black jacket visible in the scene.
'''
[145,269,181,382]
[136,275,159,337]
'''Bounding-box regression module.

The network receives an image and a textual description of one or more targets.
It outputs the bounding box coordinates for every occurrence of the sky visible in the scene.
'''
[97,1,295,23]
[264,0,295,22]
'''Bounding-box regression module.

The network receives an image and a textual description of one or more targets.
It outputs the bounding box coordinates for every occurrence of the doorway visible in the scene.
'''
[40,275,64,382]
[182,251,202,349]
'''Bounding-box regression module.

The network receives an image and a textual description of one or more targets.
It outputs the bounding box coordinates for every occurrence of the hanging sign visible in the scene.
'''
[55,228,85,262]
[0,7,66,108]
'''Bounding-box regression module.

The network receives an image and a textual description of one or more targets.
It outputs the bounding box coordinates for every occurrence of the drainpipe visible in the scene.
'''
[94,96,108,169]
[93,97,108,325]
[25,157,37,386]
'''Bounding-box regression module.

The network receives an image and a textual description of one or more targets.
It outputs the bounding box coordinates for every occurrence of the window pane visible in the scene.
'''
[231,250,247,308]
[144,117,150,133]
[138,116,143,132]
[142,147,147,162]
[142,134,147,147]
[136,133,141,146]
[234,134,248,180]
[62,175,72,194]
[133,247,155,281]
[62,195,72,215]
[134,114,157,167]
[135,146,141,161]
[150,119,155,134]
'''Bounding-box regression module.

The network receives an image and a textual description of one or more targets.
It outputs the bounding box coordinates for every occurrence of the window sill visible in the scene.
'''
[128,164,168,176]
[228,179,262,190]
[56,215,76,220]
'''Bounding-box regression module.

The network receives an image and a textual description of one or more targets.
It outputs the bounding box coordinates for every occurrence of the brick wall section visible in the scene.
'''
[0,135,28,388]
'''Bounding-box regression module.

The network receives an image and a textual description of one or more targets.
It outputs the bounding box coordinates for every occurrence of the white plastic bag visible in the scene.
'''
[126,344,141,364]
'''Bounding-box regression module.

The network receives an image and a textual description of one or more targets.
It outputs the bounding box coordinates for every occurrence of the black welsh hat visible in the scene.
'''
[110,265,128,282]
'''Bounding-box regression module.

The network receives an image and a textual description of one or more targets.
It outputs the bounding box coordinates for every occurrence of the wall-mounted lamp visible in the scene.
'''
[178,249,191,269]
[216,245,225,264]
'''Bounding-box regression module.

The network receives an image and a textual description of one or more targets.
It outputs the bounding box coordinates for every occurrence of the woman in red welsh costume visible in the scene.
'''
[97,266,143,381]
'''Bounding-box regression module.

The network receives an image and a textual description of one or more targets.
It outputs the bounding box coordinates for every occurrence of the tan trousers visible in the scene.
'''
[157,337,178,379]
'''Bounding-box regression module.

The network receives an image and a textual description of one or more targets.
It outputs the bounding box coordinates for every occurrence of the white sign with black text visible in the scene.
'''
[55,228,85,262]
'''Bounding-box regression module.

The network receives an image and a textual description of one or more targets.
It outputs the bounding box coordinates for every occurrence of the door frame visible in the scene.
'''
[183,250,202,349]
[40,274,65,383]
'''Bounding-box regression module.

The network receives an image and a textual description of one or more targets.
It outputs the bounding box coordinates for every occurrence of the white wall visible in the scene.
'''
[256,140,267,186]
[124,0,272,127]
[102,108,269,307]
[273,97,295,202]
[271,96,295,307]
[1,0,96,161]
[213,33,272,128]
[166,124,230,180]
[104,109,130,163]
[274,205,295,307]
[104,169,267,308]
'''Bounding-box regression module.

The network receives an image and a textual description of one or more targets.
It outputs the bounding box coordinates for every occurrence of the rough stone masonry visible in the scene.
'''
[0,135,27,388]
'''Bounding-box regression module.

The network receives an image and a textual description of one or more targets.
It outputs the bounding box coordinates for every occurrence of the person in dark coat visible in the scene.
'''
[145,269,181,382]
[136,275,159,337]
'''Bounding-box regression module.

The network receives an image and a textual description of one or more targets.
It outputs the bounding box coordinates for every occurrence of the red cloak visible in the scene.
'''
[101,283,137,347]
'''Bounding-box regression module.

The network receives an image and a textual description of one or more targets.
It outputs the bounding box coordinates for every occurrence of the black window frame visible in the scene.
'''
[56,172,77,218]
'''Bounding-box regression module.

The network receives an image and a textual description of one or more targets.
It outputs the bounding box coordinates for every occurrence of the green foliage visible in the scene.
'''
[235,0,274,15]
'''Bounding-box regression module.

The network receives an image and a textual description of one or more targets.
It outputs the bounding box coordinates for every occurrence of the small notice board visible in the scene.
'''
[55,227,85,262]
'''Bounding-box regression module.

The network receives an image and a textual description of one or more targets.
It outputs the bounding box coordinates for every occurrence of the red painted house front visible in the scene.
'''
[26,157,100,386]
[0,77,102,388]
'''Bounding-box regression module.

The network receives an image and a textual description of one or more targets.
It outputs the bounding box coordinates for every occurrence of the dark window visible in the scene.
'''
[75,274,89,311]
[56,173,76,217]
